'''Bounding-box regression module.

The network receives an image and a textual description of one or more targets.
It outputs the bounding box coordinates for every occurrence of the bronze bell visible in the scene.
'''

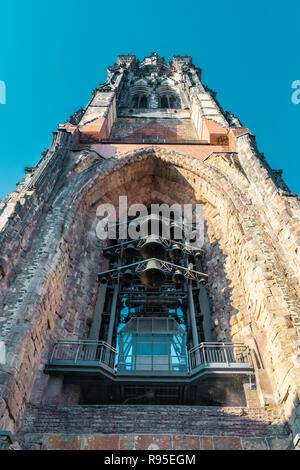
[169,244,183,262]
[199,277,207,286]
[187,232,197,243]
[140,259,166,289]
[172,269,185,284]
[98,274,108,284]
[124,243,137,259]
[103,248,114,259]
[122,269,134,284]
[140,235,166,260]
[194,251,203,262]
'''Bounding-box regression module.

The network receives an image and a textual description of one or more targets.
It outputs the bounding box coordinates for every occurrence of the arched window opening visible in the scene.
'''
[161,95,169,108]
[132,95,139,107]
[139,95,148,108]
[131,94,148,108]
[169,95,177,108]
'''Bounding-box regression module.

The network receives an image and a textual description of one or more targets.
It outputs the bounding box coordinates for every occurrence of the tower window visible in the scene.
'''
[132,95,139,107]
[169,96,177,108]
[139,95,148,108]
[161,95,169,108]
[131,94,148,108]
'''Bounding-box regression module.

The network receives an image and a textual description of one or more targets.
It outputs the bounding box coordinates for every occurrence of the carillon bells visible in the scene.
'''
[98,273,108,284]
[193,251,203,262]
[103,248,114,259]
[187,232,197,243]
[139,214,170,238]
[123,243,138,259]
[172,269,185,284]
[141,259,166,289]
[122,269,134,284]
[140,235,166,260]
[169,244,183,262]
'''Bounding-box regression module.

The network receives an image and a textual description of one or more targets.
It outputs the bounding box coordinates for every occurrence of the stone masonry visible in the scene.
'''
[0,53,299,450]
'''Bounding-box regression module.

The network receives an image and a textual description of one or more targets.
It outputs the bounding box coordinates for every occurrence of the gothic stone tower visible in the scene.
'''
[0,53,299,451]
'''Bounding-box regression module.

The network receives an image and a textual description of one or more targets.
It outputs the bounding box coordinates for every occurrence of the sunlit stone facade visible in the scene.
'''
[0,53,299,450]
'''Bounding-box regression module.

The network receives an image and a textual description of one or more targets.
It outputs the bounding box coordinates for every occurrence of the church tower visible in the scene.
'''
[0,53,299,450]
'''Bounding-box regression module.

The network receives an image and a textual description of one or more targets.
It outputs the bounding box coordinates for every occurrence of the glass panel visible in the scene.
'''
[138,318,152,332]
[135,356,152,370]
[137,343,152,355]
[153,343,169,355]
[153,318,167,333]
[137,334,152,342]
[153,356,169,371]
[117,331,187,373]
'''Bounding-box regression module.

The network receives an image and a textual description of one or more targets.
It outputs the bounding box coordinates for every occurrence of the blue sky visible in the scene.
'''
[0,0,299,200]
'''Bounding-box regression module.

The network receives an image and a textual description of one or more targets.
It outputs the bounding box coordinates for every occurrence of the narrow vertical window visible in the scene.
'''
[139,95,148,108]
[161,96,169,108]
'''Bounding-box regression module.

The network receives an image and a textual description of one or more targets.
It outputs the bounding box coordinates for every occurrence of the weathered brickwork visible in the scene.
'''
[0,53,299,450]
[18,404,292,450]
[109,117,199,141]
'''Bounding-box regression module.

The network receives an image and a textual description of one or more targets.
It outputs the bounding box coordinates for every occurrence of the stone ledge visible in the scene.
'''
[21,433,294,451]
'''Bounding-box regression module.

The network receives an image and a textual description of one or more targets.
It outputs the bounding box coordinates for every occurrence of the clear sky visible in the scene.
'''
[0,0,299,200]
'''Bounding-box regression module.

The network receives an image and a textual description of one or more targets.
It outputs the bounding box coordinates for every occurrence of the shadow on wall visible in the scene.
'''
[14,403,294,450]
[0,150,288,440]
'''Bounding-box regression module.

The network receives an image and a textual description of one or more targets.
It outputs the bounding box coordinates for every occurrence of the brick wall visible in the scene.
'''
[1,144,299,445]
[18,404,293,450]
[109,117,199,141]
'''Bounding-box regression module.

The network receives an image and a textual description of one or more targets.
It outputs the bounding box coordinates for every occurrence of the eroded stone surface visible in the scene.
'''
[0,53,299,450]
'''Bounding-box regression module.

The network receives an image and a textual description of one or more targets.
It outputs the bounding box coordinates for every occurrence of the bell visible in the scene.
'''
[122,269,134,284]
[187,232,197,243]
[194,251,203,262]
[124,243,137,259]
[140,235,166,260]
[172,269,185,284]
[200,277,207,286]
[103,248,114,259]
[140,259,166,289]
[169,244,183,262]
[98,274,108,284]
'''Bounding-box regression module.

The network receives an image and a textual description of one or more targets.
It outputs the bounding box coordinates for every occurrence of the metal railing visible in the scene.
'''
[188,342,252,371]
[117,354,188,373]
[48,340,252,376]
[49,340,117,371]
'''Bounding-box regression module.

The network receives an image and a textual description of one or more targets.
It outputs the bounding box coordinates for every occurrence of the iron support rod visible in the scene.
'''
[107,277,119,346]
[196,259,213,342]
[188,280,199,349]
[223,343,229,365]
[107,245,123,346]
[89,258,109,340]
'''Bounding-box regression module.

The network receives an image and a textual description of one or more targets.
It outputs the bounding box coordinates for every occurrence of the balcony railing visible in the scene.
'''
[188,342,252,371]
[50,340,117,372]
[47,340,253,377]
